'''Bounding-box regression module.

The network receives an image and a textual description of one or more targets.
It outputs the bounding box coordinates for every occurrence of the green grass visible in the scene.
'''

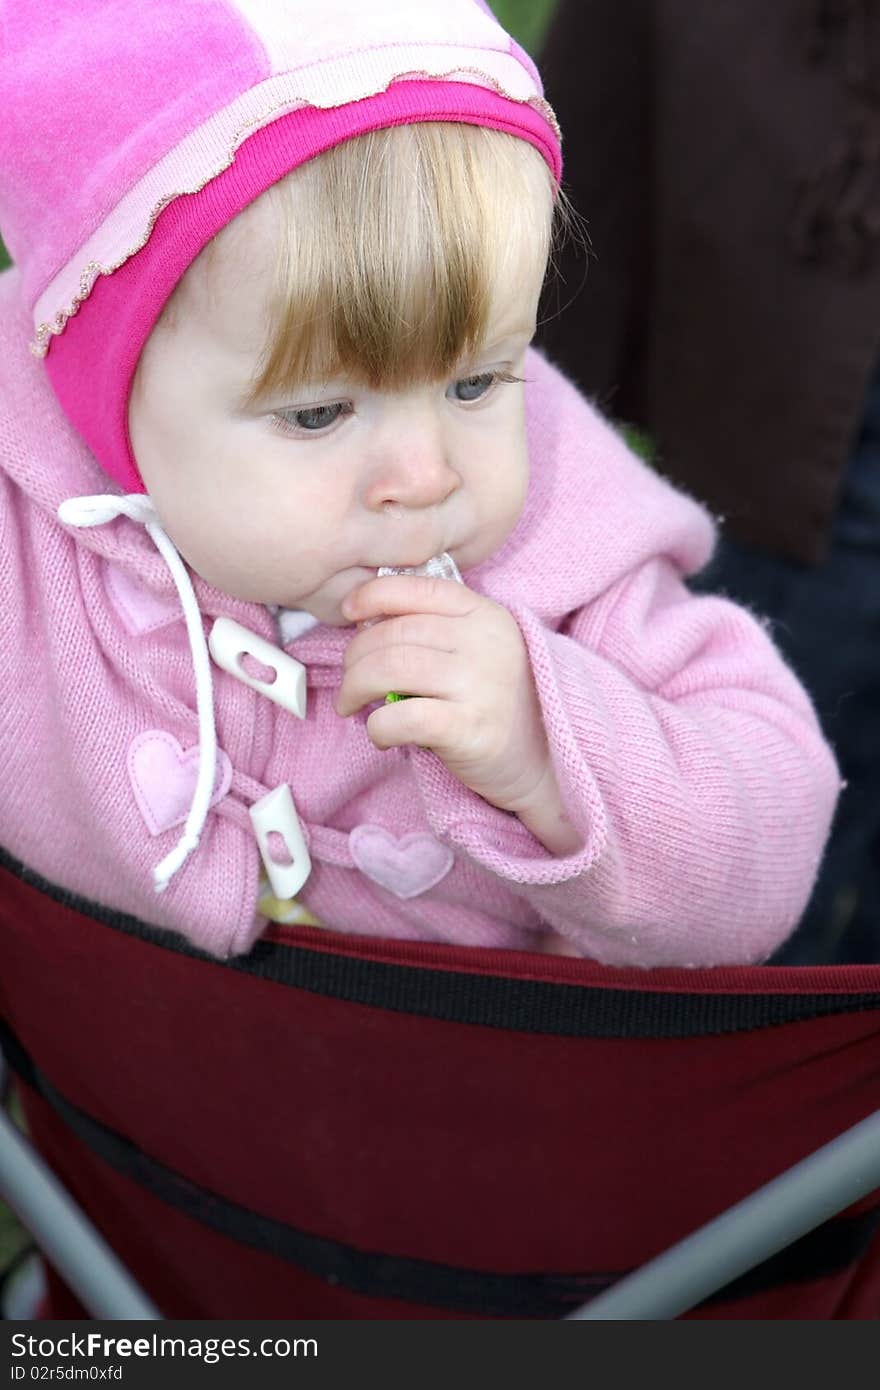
[492,0,556,56]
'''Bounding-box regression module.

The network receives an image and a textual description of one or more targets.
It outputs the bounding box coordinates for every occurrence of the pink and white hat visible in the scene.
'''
[0,0,561,491]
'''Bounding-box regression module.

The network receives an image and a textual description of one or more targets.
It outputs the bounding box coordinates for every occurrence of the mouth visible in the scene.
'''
[373,544,458,571]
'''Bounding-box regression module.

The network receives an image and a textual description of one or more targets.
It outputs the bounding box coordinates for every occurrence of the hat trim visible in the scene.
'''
[30,49,559,357]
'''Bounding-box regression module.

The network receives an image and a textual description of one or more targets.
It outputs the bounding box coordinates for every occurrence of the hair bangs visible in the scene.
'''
[249,122,554,400]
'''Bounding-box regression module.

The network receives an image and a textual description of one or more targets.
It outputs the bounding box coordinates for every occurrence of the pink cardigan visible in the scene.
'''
[0,269,840,965]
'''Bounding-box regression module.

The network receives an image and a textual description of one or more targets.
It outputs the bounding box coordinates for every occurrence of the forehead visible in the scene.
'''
[170,195,278,355]
[168,168,547,377]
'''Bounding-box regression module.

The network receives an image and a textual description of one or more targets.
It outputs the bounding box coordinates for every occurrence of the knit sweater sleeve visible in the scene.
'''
[408,558,841,968]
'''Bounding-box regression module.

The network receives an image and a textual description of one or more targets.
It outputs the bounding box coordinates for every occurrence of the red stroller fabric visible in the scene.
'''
[1,846,879,1320]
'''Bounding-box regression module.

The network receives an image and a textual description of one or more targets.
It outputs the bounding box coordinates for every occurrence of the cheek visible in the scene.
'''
[481,433,529,530]
[509,439,530,511]
[130,383,360,598]
[159,474,356,602]
[161,509,246,590]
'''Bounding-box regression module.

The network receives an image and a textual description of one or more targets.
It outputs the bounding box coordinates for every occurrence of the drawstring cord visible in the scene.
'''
[57,494,218,894]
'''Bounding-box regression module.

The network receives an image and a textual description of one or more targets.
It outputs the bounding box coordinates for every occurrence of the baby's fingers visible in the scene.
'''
[365,694,459,752]
[343,612,458,670]
[343,574,475,625]
[335,646,458,717]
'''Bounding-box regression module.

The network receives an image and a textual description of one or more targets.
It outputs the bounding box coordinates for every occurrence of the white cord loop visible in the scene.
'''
[58,494,218,894]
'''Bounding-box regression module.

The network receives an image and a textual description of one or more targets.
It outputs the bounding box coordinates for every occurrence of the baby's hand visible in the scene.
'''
[337,576,552,816]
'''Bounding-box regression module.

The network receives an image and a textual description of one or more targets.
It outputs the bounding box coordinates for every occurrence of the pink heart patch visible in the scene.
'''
[104,562,180,636]
[349,825,454,899]
[128,731,233,836]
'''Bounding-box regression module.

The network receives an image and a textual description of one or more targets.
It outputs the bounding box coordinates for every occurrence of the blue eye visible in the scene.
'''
[273,401,351,434]
[447,370,523,404]
[448,372,497,403]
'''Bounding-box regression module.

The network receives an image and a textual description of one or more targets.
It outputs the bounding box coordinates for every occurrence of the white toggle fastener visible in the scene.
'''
[208,617,307,718]
[250,785,312,900]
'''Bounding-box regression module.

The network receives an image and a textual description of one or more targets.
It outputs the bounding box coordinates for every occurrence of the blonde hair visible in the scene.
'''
[244,121,558,399]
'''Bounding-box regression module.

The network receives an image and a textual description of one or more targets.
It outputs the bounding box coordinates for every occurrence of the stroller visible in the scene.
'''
[1,842,879,1320]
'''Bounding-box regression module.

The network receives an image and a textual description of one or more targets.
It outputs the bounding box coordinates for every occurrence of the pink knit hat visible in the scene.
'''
[0,0,561,492]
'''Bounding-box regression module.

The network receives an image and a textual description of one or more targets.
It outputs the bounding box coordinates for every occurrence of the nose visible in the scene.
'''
[363,412,461,513]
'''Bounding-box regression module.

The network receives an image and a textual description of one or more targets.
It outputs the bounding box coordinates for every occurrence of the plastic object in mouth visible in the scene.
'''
[377,552,462,583]
[377,553,463,701]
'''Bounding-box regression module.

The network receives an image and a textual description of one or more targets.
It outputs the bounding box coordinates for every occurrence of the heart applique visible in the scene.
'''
[104,562,180,636]
[349,824,454,899]
[128,731,233,836]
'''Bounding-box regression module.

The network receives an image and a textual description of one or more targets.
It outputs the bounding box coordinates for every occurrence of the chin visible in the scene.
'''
[283,568,373,627]
[301,598,351,627]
